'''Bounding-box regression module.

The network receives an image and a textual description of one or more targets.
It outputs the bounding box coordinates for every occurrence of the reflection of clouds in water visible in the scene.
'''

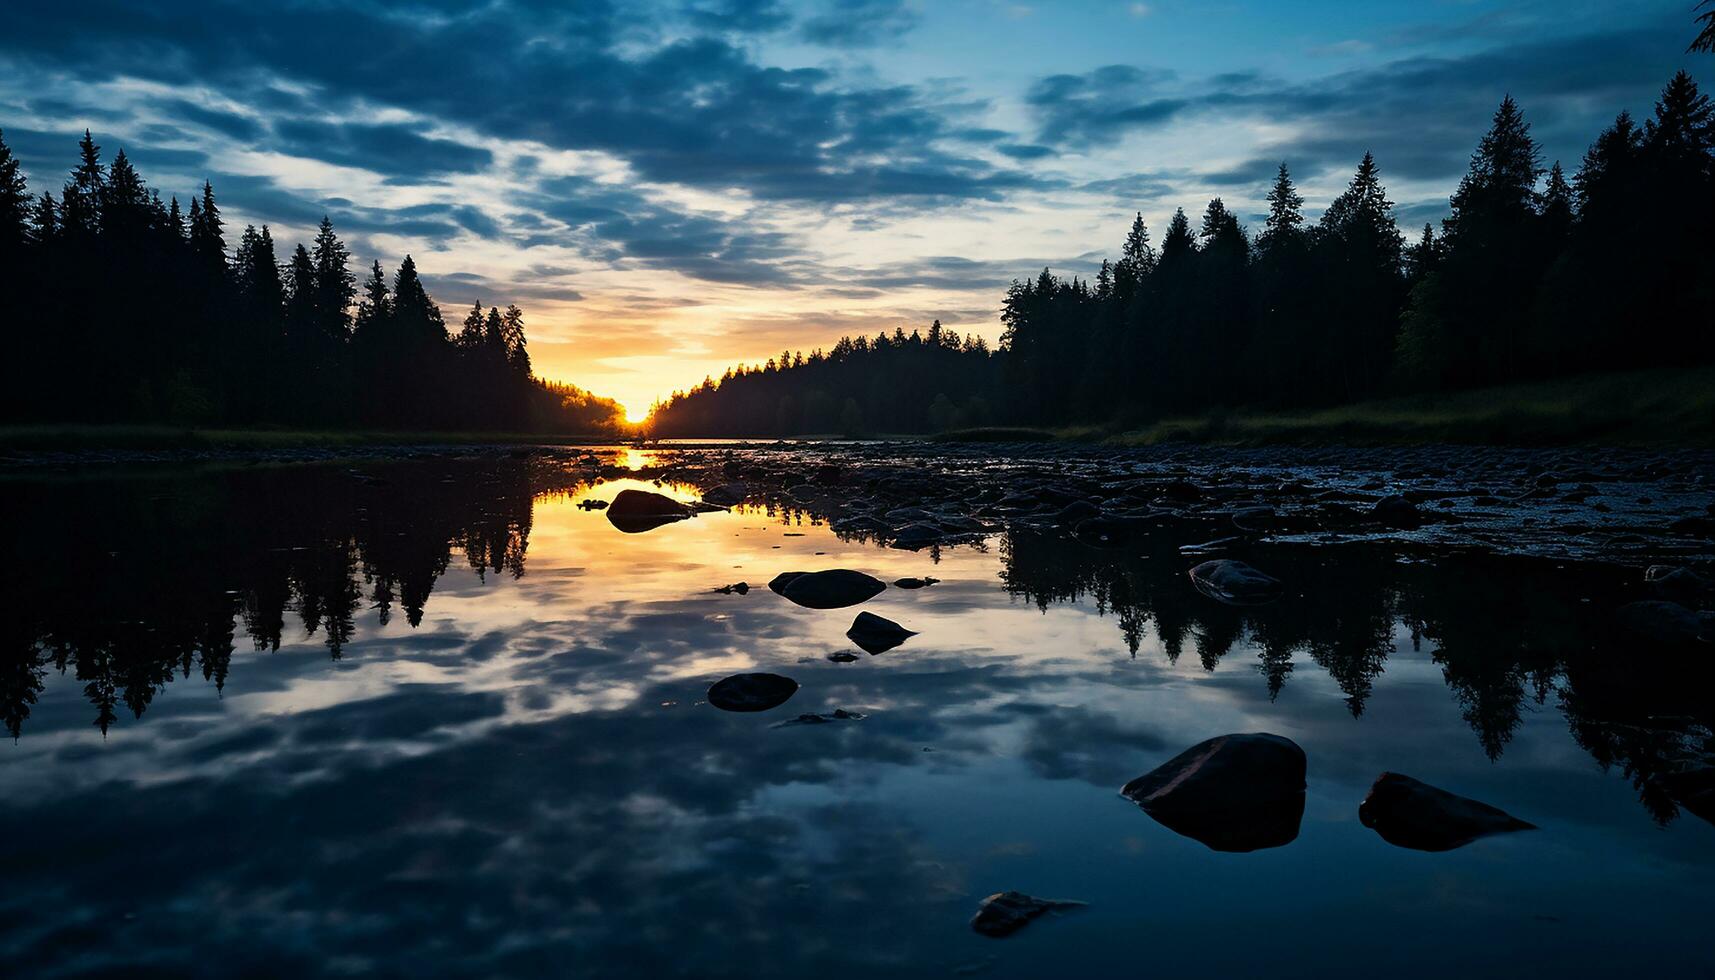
[5,460,1715,976]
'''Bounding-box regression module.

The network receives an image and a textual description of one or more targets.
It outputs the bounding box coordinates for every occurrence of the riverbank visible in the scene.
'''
[938,366,1715,447]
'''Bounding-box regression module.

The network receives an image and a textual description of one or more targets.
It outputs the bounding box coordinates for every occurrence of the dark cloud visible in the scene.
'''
[1027,17,1693,190]
[159,98,264,141]
[272,120,493,177]
[798,0,919,48]
[682,0,792,32]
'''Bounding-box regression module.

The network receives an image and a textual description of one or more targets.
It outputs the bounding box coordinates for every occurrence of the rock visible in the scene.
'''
[1161,479,1203,503]
[814,464,844,485]
[825,651,861,663]
[779,569,887,609]
[773,708,866,728]
[713,582,749,595]
[846,610,917,654]
[1188,559,1284,606]
[1358,772,1536,851]
[1615,600,1712,647]
[1373,494,1422,529]
[889,523,945,549]
[577,498,609,511]
[706,673,799,712]
[606,488,691,533]
[702,483,747,507]
[1052,499,1101,526]
[1120,733,1307,852]
[768,571,806,595]
[1645,565,1708,603]
[969,891,1086,938]
[894,576,940,589]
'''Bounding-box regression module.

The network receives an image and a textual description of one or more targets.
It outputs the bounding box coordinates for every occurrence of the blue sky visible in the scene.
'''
[1,0,1705,413]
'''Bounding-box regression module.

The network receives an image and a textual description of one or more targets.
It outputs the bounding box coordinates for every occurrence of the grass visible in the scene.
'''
[0,425,630,453]
[937,366,1715,447]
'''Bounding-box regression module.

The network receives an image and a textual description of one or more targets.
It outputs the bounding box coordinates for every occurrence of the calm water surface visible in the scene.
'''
[2,450,1711,978]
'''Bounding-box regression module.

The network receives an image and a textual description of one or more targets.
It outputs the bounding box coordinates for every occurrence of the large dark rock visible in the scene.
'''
[1120,733,1306,852]
[706,673,799,712]
[1188,559,1284,606]
[1358,772,1536,851]
[893,576,940,589]
[768,571,807,595]
[779,569,887,609]
[1645,565,1709,604]
[969,891,1086,938]
[1650,767,1715,827]
[846,611,916,654]
[606,488,691,533]
[1052,499,1101,526]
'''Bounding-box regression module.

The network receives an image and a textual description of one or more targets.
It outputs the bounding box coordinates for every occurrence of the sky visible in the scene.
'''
[1,0,1707,419]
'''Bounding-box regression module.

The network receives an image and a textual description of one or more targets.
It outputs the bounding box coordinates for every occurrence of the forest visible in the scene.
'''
[650,70,1713,436]
[0,131,624,432]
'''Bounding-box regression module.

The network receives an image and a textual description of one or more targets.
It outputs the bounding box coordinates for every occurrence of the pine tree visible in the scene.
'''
[1256,162,1304,255]
[311,217,355,342]
[458,300,485,349]
[188,180,225,272]
[1539,161,1574,240]
[353,260,392,340]
[284,243,318,340]
[0,129,28,251]
[61,130,104,239]
[1114,212,1154,299]
[501,304,529,376]
[1160,208,1195,264]
[1447,96,1542,239]
[29,193,57,246]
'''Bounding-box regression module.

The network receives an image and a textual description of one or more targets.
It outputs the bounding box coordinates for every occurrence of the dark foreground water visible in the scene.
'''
[2,449,1711,979]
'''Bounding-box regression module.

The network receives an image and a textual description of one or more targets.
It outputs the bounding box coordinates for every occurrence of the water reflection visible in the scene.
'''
[1,453,1711,977]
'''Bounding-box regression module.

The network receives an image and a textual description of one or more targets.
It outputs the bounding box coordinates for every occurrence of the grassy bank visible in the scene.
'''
[937,366,1715,447]
[0,425,630,453]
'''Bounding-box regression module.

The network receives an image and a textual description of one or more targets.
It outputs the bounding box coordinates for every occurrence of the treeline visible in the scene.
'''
[0,129,623,432]
[1002,71,1715,423]
[647,320,998,436]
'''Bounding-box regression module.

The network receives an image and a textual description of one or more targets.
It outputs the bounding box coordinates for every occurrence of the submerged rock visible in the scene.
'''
[894,576,940,589]
[577,498,609,511]
[1358,772,1536,851]
[1645,565,1709,603]
[1188,559,1284,606]
[1615,600,1712,647]
[846,610,917,654]
[706,673,799,712]
[712,582,749,595]
[780,569,887,609]
[825,651,861,663]
[1120,733,1307,852]
[969,891,1086,938]
[773,708,866,728]
[1373,494,1423,529]
[606,488,691,533]
[702,483,747,507]
[890,523,944,549]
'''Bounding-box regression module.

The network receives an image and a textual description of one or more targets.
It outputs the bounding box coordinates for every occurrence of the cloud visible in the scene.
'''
[798,0,920,48]
[271,120,494,177]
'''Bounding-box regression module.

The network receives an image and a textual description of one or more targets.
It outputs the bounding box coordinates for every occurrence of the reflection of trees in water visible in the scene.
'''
[998,528,1712,823]
[1,461,561,736]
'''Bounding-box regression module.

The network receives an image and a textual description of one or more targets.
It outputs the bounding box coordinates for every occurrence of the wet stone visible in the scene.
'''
[1121,733,1307,852]
[1358,772,1536,851]
[969,891,1087,938]
[772,708,866,728]
[707,673,799,713]
[779,569,888,609]
[1189,559,1284,606]
[846,611,917,654]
